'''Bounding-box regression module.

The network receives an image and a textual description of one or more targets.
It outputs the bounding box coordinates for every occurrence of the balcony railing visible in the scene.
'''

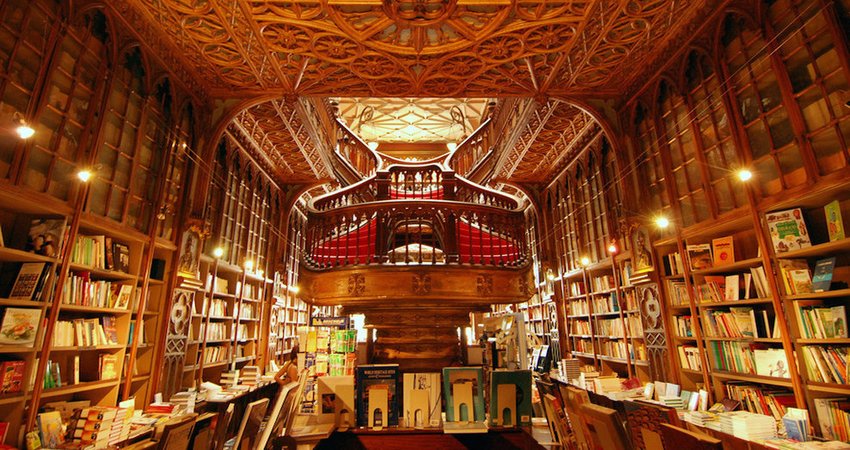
[304,163,527,270]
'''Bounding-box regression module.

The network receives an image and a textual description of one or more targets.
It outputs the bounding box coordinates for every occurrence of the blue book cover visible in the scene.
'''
[355,364,399,427]
[489,369,532,427]
[811,257,836,292]
[442,367,485,422]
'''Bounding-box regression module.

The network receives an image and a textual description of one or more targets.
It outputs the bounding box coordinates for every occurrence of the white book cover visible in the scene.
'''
[725,275,740,301]
[403,373,442,428]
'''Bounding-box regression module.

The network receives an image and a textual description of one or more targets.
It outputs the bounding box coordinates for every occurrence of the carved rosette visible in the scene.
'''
[347,273,366,296]
[412,272,432,295]
[637,283,671,382]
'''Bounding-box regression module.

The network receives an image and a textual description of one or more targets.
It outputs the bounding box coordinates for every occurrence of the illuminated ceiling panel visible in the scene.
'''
[334,97,492,143]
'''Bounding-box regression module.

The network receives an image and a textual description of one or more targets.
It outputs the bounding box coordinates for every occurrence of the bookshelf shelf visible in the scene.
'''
[50,345,124,352]
[572,351,595,358]
[805,382,850,395]
[786,289,850,300]
[710,371,794,388]
[56,304,131,315]
[696,298,774,308]
[690,257,764,276]
[0,393,26,406]
[39,380,119,399]
[703,337,782,343]
[67,263,137,281]
[681,368,703,375]
[775,237,850,259]
[0,299,47,308]
[674,336,697,342]
[0,247,56,263]
[0,345,37,354]
[796,338,850,344]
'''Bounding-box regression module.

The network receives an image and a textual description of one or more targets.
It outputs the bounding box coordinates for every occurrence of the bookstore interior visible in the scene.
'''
[1,0,850,449]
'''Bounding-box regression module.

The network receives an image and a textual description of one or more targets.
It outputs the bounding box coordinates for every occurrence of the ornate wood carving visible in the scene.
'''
[161,286,195,399]
[636,283,672,383]
[412,272,432,295]
[110,0,722,98]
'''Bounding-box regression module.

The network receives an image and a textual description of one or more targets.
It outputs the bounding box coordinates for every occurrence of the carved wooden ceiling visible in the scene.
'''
[108,0,723,186]
[116,0,713,98]
[334,98,490,143]
[498,100,600,183]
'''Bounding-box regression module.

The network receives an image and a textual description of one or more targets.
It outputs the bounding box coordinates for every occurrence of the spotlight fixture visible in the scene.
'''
[545,268,556,282]
[13,113,34,139]
[737,169,753,182]
[244,259,254,271]
[654,216,671,229]
[607,241,619,255]
[77,169,93,182]
[213,247,224,259]
[580,256,591,267]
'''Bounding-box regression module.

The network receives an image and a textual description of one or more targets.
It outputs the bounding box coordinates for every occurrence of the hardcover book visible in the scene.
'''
[0,308,40,345]
[355,364,399,427]
[26,218,66,258]
[489,369,532,427]
[824,200,845,242]
[442,366,485,423]
[766,208,811,253]
[9,262,47,300]
[112,242,130,273]
[712,236,735,266]
[753,348,790,378]
[686,244,713,271]
[37,411,64,448]
[0,361,25,393]
[789,269,813,295]
[811,257,836,292]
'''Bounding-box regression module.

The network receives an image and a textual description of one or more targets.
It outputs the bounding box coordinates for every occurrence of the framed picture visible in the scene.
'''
[631,227,654,274]
[177,229,201,278]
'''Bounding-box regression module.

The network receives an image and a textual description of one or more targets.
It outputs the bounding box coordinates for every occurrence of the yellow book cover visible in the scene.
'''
[712,236,735,266]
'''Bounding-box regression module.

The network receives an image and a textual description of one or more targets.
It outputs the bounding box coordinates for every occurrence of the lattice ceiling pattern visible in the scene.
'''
[114,0,712,97]
[230,99,330,183]
[499,100,599,183]
[334,98,490,143]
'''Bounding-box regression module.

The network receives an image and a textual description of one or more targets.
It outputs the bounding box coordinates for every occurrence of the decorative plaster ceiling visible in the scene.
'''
[334,97,491,143]
[112,0,718,98]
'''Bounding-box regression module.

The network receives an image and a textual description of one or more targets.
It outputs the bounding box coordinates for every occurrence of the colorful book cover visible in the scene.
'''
[26,218,66,258]
[0,307,40,345]
[0,361,24,393]
[766,208,811,253]
[789,269,813,295]
[824,200,845,242]
[112,242,130,273]
[811,257,836,292]
[442,366,485,423]
[37,411,64,448]
[686,244,713,271]
[711,236,735,266]
[753,348,789,378]
[99,355,118,380]
[9,263,47,300]
[402,373,442,428]
[355,364,399,427]
[489,369,532,427]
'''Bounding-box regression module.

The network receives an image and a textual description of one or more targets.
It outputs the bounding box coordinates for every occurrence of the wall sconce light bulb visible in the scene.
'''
[212,247,224,259]
[654,216,670,229]
[580,256,591,267]
[16,123,34,139]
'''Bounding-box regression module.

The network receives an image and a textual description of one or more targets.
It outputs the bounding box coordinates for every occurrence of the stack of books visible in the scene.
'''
[660,395,685,410]
[684,410,717,427]
[558,358,581,382]
[718,411,777,440]
[73,407,118,448]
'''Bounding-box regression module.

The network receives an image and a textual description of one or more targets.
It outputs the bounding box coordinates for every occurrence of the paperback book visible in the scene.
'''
[811,257,836,292]
[766,208,811,253]
[712,236,735,266]
[824,200,845,242]
[686,244,713,271]
[0,307,40,345]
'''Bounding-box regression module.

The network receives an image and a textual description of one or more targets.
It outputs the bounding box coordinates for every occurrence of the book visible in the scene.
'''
[104,236,114,270]
[753,348,790,378]
[0,307,40,345]
[443,366,485,423]
[26,218,67,258]
[788,269,813,295]
[488,369,532,427]
[112,242,130,273]
[824,200,845,242]
[99,355,118,380]
[37,411,64,447]
[811,257,836,292]
[766,208,811,253]
[712,236,735,266]
[686,244,713,271]
[9,262,48,300]
[0,361,24,393]
[724,275,740,301]
[778,259,810,295]
[113,284,133,309]
[402,373,441,428]
[355,364,399,427]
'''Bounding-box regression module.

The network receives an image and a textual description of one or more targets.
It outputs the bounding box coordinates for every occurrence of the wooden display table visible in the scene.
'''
[298,427,546,450]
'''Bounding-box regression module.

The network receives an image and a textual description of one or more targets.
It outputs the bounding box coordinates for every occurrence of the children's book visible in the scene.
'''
[686,244,713,271]
[811,257,836,292]
[824,200,845,242]
[712,236,735,266]
[0,307,40,345]
[766,208,811,253]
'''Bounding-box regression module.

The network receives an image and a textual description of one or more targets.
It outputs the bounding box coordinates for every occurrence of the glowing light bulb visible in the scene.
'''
[77,169,92,182]
[16,123,34,139]
[607,242,619,255]
[580,256,591,267]
[244,260,254,271]
[655,216,671,229]
[213,247,224,258]
[737,169,753,182]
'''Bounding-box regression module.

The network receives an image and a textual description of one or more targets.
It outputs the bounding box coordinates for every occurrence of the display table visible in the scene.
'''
[301,427,546,450]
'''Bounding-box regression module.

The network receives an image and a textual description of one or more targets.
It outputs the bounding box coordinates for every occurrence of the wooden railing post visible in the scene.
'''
[375,171,390,200]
